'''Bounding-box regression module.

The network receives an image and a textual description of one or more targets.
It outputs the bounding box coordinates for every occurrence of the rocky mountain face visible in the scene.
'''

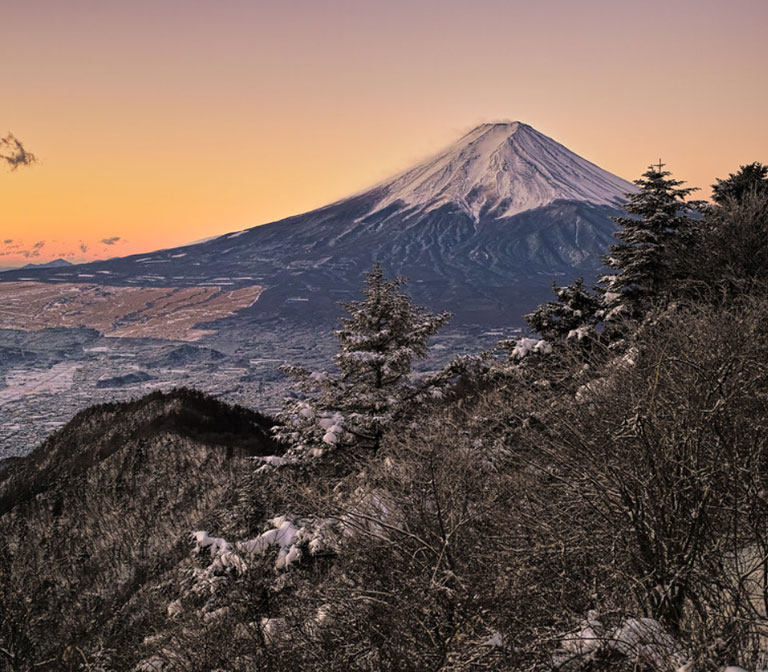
[0,122,634,326]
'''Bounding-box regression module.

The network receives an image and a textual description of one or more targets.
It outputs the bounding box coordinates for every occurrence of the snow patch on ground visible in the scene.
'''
[0,362,80,407]
[552,614,687,671]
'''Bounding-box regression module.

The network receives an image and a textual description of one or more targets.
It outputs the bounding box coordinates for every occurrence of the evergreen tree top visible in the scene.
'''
[336,263,451,367]
[619,162,699,220]
[712,162,768,204]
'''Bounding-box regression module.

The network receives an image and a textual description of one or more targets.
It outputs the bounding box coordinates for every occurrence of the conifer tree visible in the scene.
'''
[525,277,601,341]
[275,263,451,458]
[602,162,697,319]
[712,162,768,205]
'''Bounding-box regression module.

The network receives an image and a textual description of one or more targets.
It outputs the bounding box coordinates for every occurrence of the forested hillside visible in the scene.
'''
[2,164,768,672]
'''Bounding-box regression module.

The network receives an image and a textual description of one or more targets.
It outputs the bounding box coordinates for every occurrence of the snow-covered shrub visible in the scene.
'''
[191,514,341,580]
[251,454,297,473]
[525,277,602,341]
[609,618,686,670]
[192,530,231,557]
[553,610,604,666]
[134,655,166,672]
[508,336,553,360]
[552,614,687,672]
[567,325,596,342]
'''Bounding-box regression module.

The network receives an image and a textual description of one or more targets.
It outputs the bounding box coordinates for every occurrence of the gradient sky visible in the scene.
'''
[2,0,767,266]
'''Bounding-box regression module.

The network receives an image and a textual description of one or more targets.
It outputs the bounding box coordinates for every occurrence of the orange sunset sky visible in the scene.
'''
[2,0,767,266]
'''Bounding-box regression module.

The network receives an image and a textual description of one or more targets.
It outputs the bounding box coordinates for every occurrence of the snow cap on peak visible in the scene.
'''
[458,120,524,142]
[369,120,633,221]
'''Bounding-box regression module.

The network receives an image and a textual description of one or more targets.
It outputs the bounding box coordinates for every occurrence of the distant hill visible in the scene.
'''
[0,388,280,669]
[153,344,228,367]
[1,258,74,272]
[95,370,155,388]
[22,258,74,270]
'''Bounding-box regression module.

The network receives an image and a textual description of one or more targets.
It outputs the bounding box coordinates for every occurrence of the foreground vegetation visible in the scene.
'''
[2,164,768,671]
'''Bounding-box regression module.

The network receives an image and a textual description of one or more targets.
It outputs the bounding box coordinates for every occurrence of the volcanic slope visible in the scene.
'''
[0,122,635,326]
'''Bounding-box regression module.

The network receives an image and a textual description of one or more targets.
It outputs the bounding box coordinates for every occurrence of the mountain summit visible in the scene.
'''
[0,122,635,326]
[368,122,632,221]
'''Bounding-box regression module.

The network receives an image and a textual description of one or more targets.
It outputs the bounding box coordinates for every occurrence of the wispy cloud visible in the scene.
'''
[22,241,46,258]
[1,237,124,264]
[0,133,37,170]
[0,239,17,257]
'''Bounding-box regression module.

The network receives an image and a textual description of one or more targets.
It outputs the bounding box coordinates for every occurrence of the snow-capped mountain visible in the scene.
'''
[0,122,635,326]
[368,122,631,221]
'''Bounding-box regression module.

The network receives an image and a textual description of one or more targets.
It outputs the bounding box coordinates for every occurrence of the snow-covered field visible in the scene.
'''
[0,362,81,407]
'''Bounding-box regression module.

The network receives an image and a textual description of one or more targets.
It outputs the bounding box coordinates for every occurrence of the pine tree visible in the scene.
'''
[602,163,698,319]
[524,277,601,341]
[275,263,451,458]
[711,162,768,205]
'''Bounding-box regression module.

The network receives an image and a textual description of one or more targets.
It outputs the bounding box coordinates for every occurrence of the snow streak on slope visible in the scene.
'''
[370,122,634,222]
